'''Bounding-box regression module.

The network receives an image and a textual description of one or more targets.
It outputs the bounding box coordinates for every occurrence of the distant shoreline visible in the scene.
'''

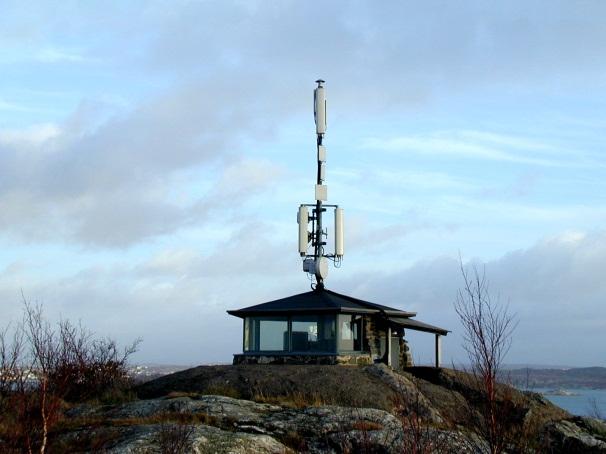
[502,366,606,390]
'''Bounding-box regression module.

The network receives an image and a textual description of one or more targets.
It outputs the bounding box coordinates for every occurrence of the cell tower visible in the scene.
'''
[297,80,344,288]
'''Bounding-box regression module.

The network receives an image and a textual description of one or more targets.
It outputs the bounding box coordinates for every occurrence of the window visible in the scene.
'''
[338,314,363,351]
[291,315,336,352]
[245,317,288,352]
[243,315,336,353]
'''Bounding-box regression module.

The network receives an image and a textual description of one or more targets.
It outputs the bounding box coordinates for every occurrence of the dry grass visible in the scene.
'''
[157,420,195,454]
[48,410,217,438]
[253,390,329,408]
[136,365,396,410]
[202,384,241,399]
[350,420,383,431]
[279,430,307,451]
[165,391,201,399]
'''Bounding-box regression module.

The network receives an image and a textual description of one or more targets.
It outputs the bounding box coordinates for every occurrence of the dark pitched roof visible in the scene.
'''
[227,287,416,318]
[388,317,450,336]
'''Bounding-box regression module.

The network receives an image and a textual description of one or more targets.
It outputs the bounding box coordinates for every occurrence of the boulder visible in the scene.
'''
[544,416,606,453]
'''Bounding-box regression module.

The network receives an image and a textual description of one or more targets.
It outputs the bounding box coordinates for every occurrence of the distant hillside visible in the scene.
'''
[504,367,606,389]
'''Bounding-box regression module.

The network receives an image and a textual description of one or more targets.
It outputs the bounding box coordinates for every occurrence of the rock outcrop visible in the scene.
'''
[543,416,606,453]
[64,394,473,453]
[49,365,606,453]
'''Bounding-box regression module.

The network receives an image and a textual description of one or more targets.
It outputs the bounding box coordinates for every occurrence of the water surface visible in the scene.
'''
[531,387,606,418]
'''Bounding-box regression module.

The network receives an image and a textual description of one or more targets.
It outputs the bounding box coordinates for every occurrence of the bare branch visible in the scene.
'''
[454,260,518,454]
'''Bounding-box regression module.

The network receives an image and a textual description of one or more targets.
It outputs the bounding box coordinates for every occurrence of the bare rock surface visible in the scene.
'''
[365,363,445,424]
[106,424,287,454]
[544,416,606,453]
[56,365,606,453]
[68,394,282,425]
[68,395,407,452]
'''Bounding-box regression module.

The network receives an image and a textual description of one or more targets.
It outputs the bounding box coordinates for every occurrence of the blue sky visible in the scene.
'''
[1,1,606,366]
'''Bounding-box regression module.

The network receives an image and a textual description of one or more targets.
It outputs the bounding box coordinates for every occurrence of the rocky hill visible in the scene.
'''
[53,364,606,453]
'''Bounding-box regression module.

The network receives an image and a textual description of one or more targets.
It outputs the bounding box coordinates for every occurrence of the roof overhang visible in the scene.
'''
[388,316,449,336]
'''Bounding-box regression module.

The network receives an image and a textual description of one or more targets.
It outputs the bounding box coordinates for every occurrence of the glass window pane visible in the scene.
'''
[338,314,363,351]
[244,317,253,352]
[245,317,288,351]
[291,315,335,352]
[259,319,288,351]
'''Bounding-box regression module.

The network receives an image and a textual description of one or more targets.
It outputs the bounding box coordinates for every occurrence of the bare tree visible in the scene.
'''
[0,300,141,453]
[454,262,518,454]
[0,324,24,397]
[23,301,65,454]
[391,379,459,454]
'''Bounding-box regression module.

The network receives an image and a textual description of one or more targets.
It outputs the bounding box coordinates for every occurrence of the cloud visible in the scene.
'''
[1,182,604,367]
[0,123,60,146]
[3,229,604,366]
[361,131,575,167]
[35,47,91,64]
[339,230,606,366]
[0,76,291,247]
[136,2,606,112]
[0,221,302,364]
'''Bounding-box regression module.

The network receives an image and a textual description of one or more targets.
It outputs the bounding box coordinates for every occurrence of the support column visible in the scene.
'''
[387,326,392,367]
[435,334,441,368]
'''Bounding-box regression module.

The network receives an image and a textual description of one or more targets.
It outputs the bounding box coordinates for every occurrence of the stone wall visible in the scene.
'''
[364,315,386,363]
[233,354,372,366]
[399,334,414,368]
[363,315,414,370]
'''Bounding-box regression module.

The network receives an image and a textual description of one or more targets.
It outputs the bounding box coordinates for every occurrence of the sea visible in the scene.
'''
[531,387,606,418]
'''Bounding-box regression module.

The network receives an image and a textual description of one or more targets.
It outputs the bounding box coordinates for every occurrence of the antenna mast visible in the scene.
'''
[297,80,344,288]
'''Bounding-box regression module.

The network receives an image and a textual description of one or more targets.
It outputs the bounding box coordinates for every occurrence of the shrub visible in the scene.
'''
[0,300,140,453]
[157,421,195,454]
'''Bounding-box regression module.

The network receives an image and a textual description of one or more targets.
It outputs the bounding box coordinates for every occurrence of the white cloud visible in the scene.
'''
[361,131,574,167]
[5,228,604,366]
[0,77,292,247]
[0,123,60,146]
[35,47,90,63]
[341,230,606,366]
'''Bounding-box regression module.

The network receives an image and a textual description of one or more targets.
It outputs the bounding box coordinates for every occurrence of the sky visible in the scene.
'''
[1,1,605,367]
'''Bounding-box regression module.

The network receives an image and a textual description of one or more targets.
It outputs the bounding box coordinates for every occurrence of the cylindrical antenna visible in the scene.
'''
[335,208,344,257]
[314,80,326,135]
[298,205,309,256]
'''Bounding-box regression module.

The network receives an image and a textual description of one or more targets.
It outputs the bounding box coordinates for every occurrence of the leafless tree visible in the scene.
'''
[0,324,24,396]
[454,262,518,454]
[391,379,459,454]
[0,299,140,453]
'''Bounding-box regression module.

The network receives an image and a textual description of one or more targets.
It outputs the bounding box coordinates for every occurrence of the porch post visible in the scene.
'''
[387,326,392,366]
[435,334,441,368]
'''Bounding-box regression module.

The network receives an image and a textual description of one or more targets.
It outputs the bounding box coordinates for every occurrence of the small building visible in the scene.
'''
[227,285,448,370]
